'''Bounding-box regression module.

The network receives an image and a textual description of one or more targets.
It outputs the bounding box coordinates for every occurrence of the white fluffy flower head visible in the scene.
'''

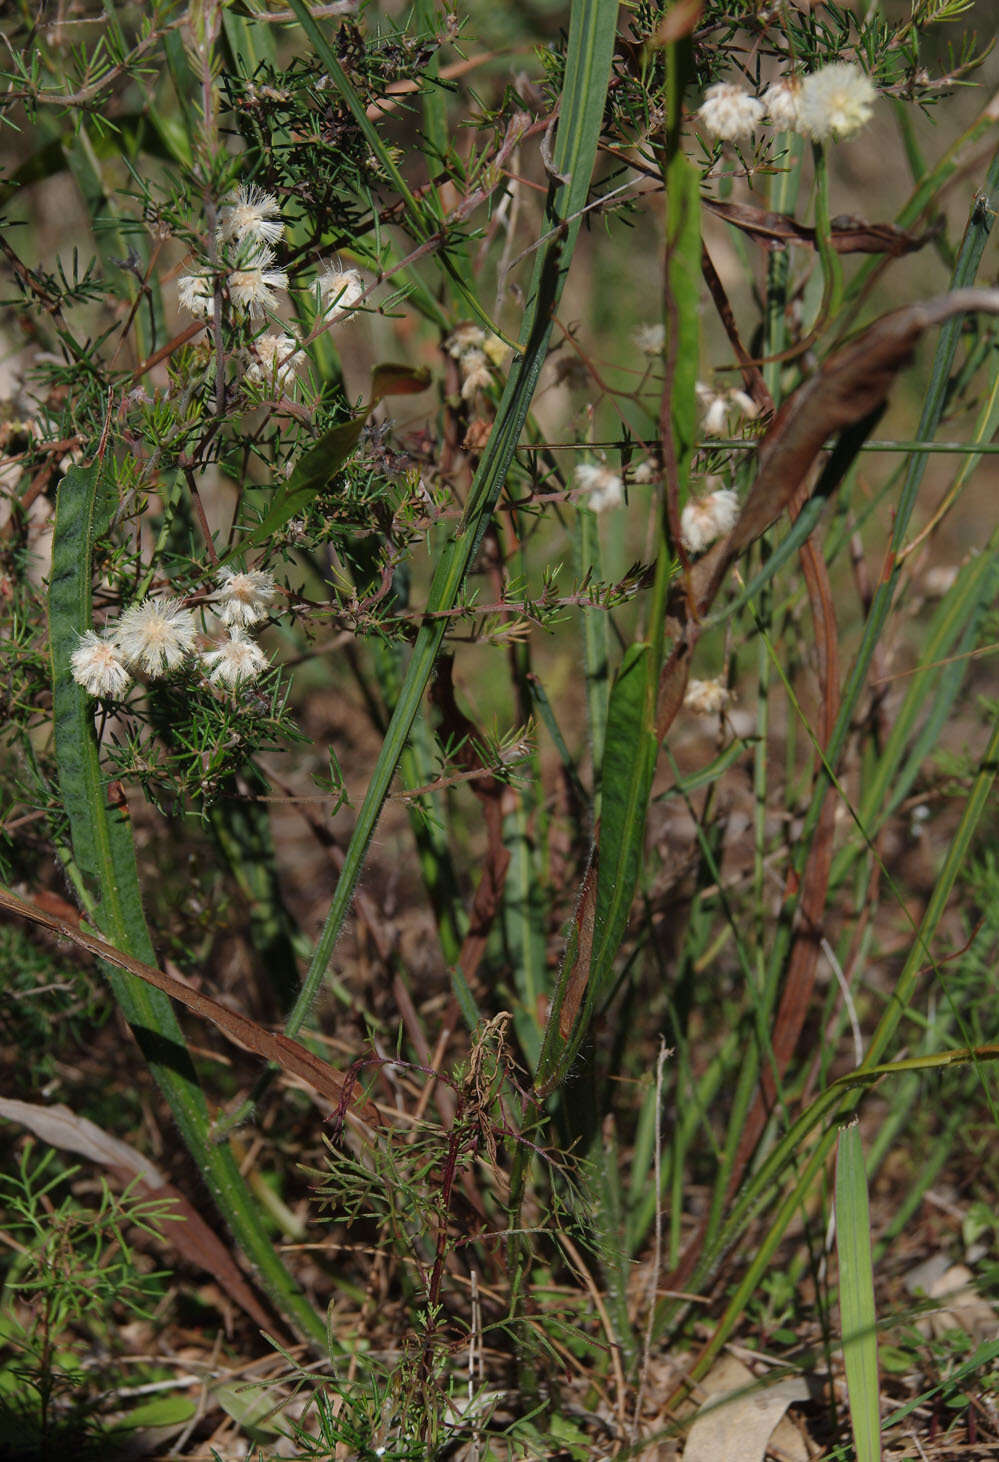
[684,677,732,716]
[631,458,660,485]
[798,63,876,142]
[680,487,740,554]
[177,273,215,319]
[319,267,365,323]
[445,323,486,359]
[215,566,277,628]
[696,382,759,438]
[229,247,288,317]
[762,76,803,131]
[218,185,284,247]
[635,323,665,356]
[70,629,131,699]
[575,463,624,514]
[697,83,764,143]
[246,333,301,395]
[111,597,198,677]
[201,633,269,689]
[459,349,492,401]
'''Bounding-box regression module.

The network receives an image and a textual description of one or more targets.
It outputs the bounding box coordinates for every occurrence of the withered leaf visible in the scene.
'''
[692,288,999,615]
[705,197,938,257]
[0,885,380,1126]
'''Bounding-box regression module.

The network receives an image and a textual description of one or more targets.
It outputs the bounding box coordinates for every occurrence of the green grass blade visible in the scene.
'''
[836,1118,882,1462]
[283,0,620,1041]
[48,465,326,1350]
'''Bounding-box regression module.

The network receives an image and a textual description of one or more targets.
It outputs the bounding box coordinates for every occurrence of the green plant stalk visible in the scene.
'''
[283,0,620,1042]
[811,142,843,339]
[533,132,700,1097]
[48,465,326,1350]
[831,530,999,886]
[763,132,802,402]
[836,1119,882,1462]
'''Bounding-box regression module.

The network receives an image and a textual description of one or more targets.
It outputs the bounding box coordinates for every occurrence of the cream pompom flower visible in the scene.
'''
[635,323,665,356]
[111,597,198,677]
[762,76,803,131]
[680,487,740,554]
[229,247,288,317]
[177,273,215,319]
[218,185,284,247]
[70,629,132,699]
[798,63,876,142]
[201,633,269,689]
[246,333,302,395]
[319,266,365,323]
[459,349,492,400]
[214,566,277,628]
[684,677,732,716]
[697,83,764,143]
[575,462,624,514]
[696,382,759,438]
[445,323,486,359]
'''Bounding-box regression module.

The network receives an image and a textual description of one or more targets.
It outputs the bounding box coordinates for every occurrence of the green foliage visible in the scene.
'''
[2,0,999,1453]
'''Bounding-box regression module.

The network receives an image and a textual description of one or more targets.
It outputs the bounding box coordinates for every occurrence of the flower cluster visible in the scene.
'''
[176,186,369,400]
[178,186,289,322]
[444,323,506,402]
[70,567,277,698]
[683,677,732,716]
[697,63,876,145]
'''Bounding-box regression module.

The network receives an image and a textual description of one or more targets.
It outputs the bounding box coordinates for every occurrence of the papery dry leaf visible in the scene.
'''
[682,1355,810,1462]
[0,1096,165,1183]
[653,0,703,45]
[691,288,999,615]
[705,197,937,256]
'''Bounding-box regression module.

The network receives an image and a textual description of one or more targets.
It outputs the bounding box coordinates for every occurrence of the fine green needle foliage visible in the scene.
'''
[4,0,999,1453]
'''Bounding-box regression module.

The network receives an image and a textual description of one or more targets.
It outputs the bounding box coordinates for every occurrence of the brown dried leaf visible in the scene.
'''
[705,197,938,256]
[692,288,999,615]
[653,0,703,45]
[0,886,380,1127]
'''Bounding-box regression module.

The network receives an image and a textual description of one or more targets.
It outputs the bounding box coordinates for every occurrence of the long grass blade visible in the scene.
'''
[836,1118,882,1462]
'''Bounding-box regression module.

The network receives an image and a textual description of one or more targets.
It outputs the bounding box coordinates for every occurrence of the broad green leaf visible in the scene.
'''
[236,416,365,552]
[536,644,656,1093]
